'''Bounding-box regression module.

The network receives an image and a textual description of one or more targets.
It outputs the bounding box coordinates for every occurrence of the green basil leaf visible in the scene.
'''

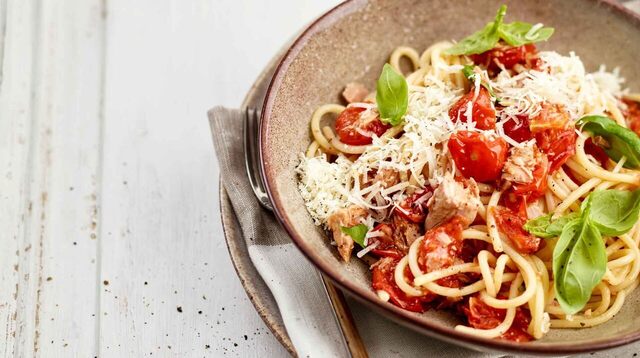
[376,63,408,126]
[462,64,475,80]
[553,217,606,314]
[523,214,554,239]
[546,212,581,236]
[445,6,505,55]
[498,21,554,46]
[340,224,368,248]
[578,115,640,168]
[587,189,640,236]
[524,212,580,239]
[461,65,498,100]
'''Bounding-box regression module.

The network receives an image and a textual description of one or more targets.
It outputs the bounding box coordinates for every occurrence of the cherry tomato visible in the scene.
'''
[334,106,390,145]
[511,158,549,197]
[623,99,640,136]
[535,128,577,173]
[501,190,528,218]
[368,224,404,259]
[502,114,532,143]
[584,137,609,167]
[394,189,433,224]
[470,43,541,76]
[492,206,541,254]
[448,131,508,183]
[371,257,434,312]
[448,87,496,130]
[418,216,465,273]
[461,295,533,342]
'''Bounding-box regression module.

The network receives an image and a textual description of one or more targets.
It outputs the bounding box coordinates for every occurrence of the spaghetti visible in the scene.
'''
[295,6,640,342]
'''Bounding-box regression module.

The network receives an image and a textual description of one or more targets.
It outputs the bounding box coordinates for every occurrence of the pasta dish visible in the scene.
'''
[296,5,640,341]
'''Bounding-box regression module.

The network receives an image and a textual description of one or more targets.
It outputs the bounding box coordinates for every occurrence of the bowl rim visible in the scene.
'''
[259,0,640,354]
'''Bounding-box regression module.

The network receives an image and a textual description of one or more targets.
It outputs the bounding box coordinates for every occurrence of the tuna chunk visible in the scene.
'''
[342,82,369,103]
[425,174,480,230]
[502,141,544,184]
[327,205,369,262]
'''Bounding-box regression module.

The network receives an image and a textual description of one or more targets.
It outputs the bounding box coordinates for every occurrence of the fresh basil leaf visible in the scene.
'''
[524,212,580,238]
[523,214,554,239]
[587,189,640,236]
[546,212,580,236]
[553,217,606,315]
[498,21,554,46]
[376,63,408,126]
[445,6,505,55]
[462,64,475,80]
[340,224,368,248]
[578,115,640,168]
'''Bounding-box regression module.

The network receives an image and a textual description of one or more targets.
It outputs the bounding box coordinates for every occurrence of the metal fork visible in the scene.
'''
[243,107,368,358]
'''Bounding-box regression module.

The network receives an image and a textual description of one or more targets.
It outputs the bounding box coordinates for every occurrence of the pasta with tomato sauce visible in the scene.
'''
[296,5,640,342]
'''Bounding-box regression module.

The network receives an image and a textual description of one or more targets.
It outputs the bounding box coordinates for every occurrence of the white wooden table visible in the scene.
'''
[0,1,339,356]
[1,1,639,357]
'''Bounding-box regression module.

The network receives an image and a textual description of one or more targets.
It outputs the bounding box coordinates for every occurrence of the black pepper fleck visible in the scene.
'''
[177,306,183,313]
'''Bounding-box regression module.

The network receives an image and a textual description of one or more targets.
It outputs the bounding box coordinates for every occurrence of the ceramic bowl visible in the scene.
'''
[259,0,640,354]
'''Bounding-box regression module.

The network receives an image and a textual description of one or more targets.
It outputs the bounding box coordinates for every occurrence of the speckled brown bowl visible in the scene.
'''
[259,0,640,355]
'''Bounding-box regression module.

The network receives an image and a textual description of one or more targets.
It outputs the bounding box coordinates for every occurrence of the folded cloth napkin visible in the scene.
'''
[209,106,505,357]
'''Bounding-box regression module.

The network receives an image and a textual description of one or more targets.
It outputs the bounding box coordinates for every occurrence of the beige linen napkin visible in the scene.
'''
[209,106,506,357]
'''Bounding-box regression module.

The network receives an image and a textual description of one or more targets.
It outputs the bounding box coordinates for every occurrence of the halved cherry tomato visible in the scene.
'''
[394,189,433,224]
[418,216,465,273]
[535,128,577,173]
[502,114,533,143]
[623,99,640,136]
[371,257,434,312]
[334,106,390,145]
[461,295,533,342]
[530,103,577,172]
[368,224,403,259]
[448,87,496,130]
[511,157,549,198]
[584,137,609,167]
[492,206,541,254]
[470,43,541,76]
[448,131,508,183]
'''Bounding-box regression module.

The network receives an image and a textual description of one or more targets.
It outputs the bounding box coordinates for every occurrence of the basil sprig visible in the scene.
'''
[537,189,640,314]
[578,115,640,168]
[445,5,554,56]
[340,224,369,248]
[376,64,408,126]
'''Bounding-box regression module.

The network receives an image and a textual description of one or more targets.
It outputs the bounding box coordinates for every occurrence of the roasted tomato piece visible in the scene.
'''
[448,131,508,183]
[530,103,577,172]
[395,189,433,224]
[335,106,391,145]
[371,257,433,312]
[623,98,640,136]
[368,224,404,259]
[535,128,577,173]
[448,86,497,130]
[470,43,541,76]
[502,114,533,143]
[584,137,609,167]
[501,190,528,218]
[492,206,541,254]
[418,216,465,273]
[461,295,533,342]
[511,158,549,198]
